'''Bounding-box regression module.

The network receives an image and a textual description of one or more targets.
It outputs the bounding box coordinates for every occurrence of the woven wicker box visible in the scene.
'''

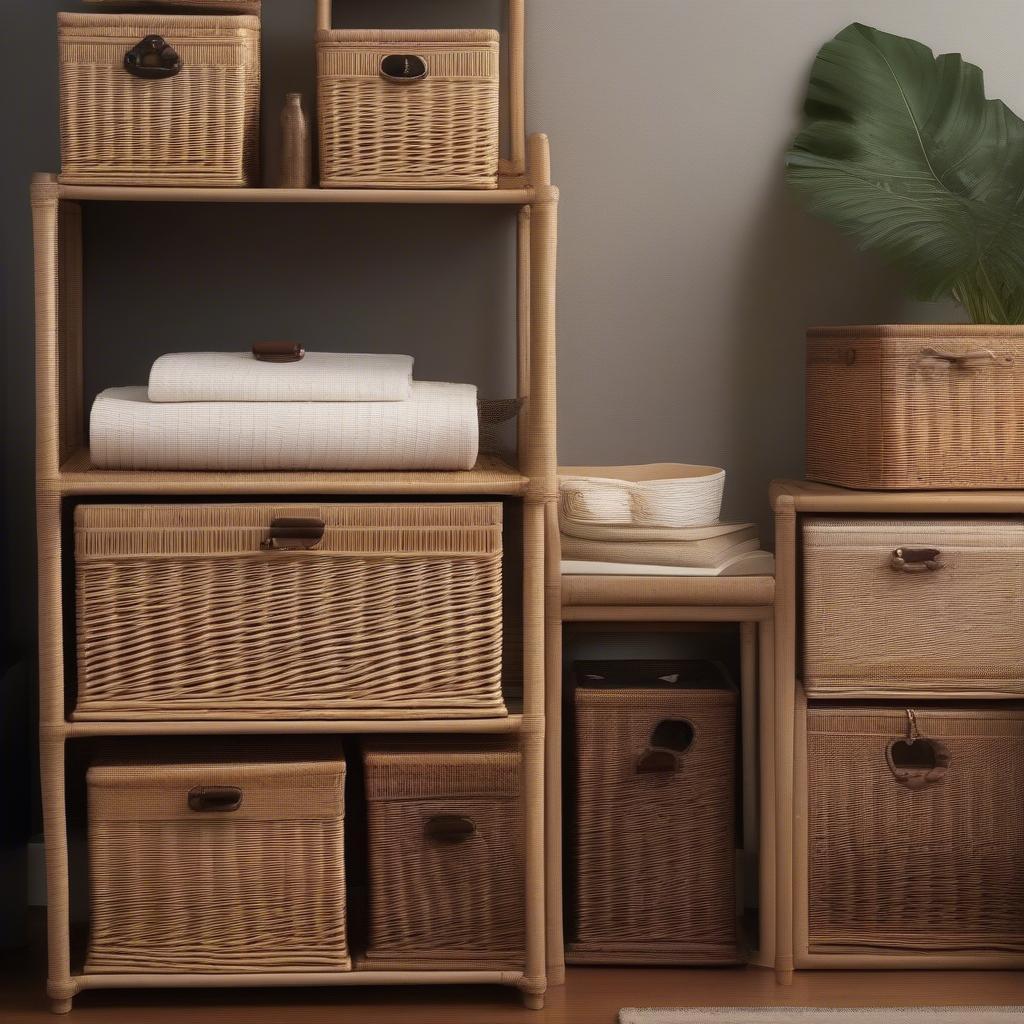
[805,704,1024,957]
[570,661,740,964]
[316,29,499,189]
[85,742,349,974]
[806,325,1024,489]
[58,13,260,186]
[803,516,1024,698]
[73,502,505,719]
[362,740,524,965]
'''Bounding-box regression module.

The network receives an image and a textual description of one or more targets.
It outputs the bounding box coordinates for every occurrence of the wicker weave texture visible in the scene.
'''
[74,503,505,719]
[806,326,1024,489]
[85,1,260,10]
[807,705,1024,955]
[573,673,739,963]
[363,741,525,963]
[59,14,260,186]
[803,516,1024,696]
[86,743,350,973]
[317,30,499,189]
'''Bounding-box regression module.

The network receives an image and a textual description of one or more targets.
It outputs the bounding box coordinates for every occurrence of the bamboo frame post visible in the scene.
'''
[773,498,797,985]
[755,614,776,971]
[739,621,758,908]
[516,206,531,460]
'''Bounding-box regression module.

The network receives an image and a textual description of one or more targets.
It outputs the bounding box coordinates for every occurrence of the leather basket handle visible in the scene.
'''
[380,54,428,82]
[188,785,242,812]
[261,517,325,551]
[920,346,1013,367]
[253,341,305,363]
[124,35,181,80]
[886,709,951,790]
[426,814,475,844]
[890,547,943,573]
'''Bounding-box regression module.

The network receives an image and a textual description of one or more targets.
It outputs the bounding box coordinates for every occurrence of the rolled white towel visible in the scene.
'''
[90,382,479,471]
[148,351,414,403]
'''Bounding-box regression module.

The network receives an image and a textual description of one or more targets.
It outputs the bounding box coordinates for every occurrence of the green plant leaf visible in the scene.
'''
[786,22,1024,324]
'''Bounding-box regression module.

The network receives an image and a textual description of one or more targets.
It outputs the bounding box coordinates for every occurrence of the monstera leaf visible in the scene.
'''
[787,23,1024,324]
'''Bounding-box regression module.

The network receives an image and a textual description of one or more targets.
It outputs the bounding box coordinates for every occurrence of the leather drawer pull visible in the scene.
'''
[261,517,325,551]
[890,546,943,573]
[380,54,428,82]
[252,341,305,363]
[124,35,181,80]
[426,814,475,844]
[188,785,243,812]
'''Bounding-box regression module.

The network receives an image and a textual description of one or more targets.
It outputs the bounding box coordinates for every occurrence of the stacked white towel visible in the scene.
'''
[88,351,479,471]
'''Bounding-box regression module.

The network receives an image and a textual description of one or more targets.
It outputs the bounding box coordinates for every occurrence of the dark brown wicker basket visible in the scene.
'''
[569,660,740,964]
[362,740,524,966]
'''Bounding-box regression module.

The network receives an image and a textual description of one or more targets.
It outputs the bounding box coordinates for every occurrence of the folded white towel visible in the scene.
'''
[148,351,414,403]
[90,382,478,471]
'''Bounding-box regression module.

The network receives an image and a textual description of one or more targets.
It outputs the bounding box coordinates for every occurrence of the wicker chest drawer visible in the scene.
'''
[803,516,1024,697]
[806,705,1024,956]
[571,662,739,964]
[362,741,524,965]
[86,743,349,974]
[73,502,504,719]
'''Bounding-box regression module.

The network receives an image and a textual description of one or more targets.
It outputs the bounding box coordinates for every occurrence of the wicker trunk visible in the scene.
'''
[317,29,500,189]
[803,516,1024,698]
[73,503,505,719]
[806,325,1024,489]
[85,742,349,974]
[362,740,524,965]
[570,661,740,964]
[806,704,1024,956]
[58,13,260,186]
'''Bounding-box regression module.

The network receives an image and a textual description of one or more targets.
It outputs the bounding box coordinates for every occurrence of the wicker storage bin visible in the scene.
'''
[806,704,1024,956]
[807,325,1024,489]
[362,740,524,965]
[803,516,1024,698]
[85,742,349,973]
[570,661,740,964]
[59,13,260,186]
[317,29,499,189]
[73,502,504,719]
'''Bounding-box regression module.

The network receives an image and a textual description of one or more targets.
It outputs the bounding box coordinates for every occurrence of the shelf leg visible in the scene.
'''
[521,990,545,1011]
[49,998,73,1015]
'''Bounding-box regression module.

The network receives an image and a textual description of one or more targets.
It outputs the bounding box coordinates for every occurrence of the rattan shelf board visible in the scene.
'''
[53,179,536,206]
[52,448,528,496]
[771,478,1024,514]
[561,574,775,608]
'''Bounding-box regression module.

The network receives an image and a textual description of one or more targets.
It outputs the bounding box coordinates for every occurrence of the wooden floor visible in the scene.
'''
[3,920,1023,1024]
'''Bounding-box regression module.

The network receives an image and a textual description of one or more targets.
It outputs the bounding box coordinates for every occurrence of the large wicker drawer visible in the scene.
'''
[86,742,349,974]
[73,503,504,719]
[803,516,1024,697]
[362,740,524,966]
[806,704,1024,956]
[570,661,740,964]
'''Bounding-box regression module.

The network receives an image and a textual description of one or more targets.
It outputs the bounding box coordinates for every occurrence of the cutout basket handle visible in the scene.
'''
[890,547,944,573]
[188,785,242,812]
[426,814,475,844]
[886,709,951,790]
[261,517,325,551]
[124,35,181,80]
[380,54,428,82]
[636,718,695,773]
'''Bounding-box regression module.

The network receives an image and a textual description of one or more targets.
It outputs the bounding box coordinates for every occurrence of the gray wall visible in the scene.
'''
[5,0,1024,661]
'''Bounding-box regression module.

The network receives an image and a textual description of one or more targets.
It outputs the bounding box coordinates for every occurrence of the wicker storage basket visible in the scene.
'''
[806,704,1024,956]
[84,1,260,11]
[59,13,260,186]
[85,742,349,973]
[73,502,504,719]
[362,740,524,965]
[803,516,1024,698]
[316,29,499,189]
[806,325,1024,489]
[570,661,740,964]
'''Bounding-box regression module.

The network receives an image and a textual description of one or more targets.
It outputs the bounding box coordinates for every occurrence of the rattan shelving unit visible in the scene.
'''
[33,0,559,1011]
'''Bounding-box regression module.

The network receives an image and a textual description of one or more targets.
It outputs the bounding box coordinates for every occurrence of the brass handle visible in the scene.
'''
[426,814,475,844]
[261,517,325,551]
[124,35,181,80]
[188,785,242,812]
[380,54,428,82]
[253,341,305,363]
[920,347,1013,367]
[890,547,943,573]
